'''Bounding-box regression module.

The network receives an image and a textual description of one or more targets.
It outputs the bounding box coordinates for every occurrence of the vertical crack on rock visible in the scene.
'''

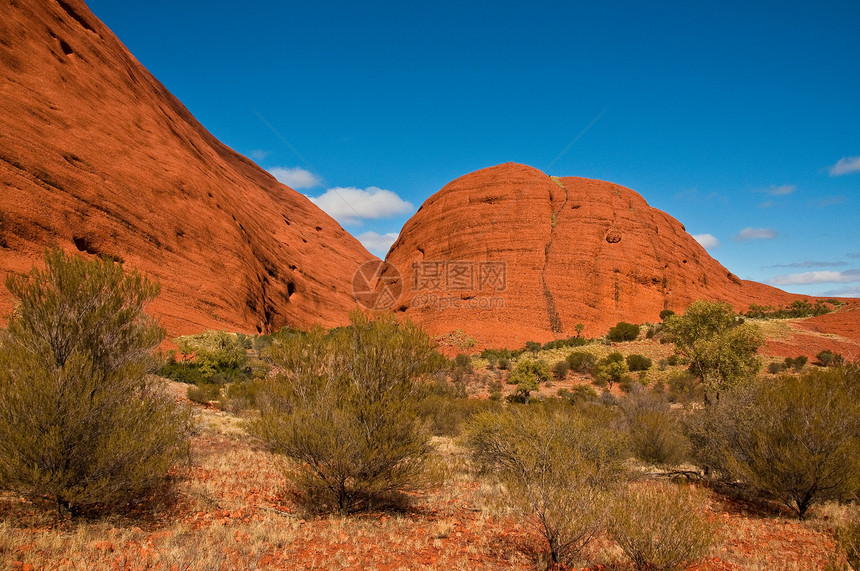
[541,178,568,334]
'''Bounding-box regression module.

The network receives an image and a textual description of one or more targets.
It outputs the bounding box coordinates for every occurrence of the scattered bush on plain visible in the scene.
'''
[836,507,860,571]
[687,366,860,519]
[619,389,690,467]
[609,482,716,571]
[817,349,845,367]
[566,351,597,374]
[625,353,652,372]
[0,248,188,517]
[249,311,445,515]
[607,321,640,342]
[465,404,627,568]
[552,360,570,380]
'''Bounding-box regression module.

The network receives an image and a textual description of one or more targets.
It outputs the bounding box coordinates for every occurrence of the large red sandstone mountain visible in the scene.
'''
[0,0,374,334]
[382,163,804,348]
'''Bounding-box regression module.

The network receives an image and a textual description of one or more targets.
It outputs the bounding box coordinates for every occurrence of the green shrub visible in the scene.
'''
[552,360,570,380]
[620,390,690,467]
[607,322,640,342]
[817,349,844,367]
[416,391,501,437]
[488,379,503,401]
[687,367,860,519]
[746,299,833,319]
[187,383,221,405]
[665,370,701,403]
[558,385,598,404]
[626,354,653,372]
[566,351,597,374]
[480,348,518,361]
[595,353,629,389]
[174,330,253,384]
[784,355,808,372]
[249,311,444,515]
[466,405,627,568]
[252,333,274,354]
[767,361,785,374]
[0,248,188,516]
[159,353,205,384]
[453,353,472,370]
[666,354,681,366]
[507,360,551,403]
[498,357,511,370]
[223,380,260,412]
[836,508,860,571]
[525,341,542,355]
[610,482,716,571]
[541,336,589,350]
[659,309,676,322]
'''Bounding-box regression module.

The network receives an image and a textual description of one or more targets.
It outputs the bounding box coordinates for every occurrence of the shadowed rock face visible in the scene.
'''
[0,0,374,335]
[382,163,802,348]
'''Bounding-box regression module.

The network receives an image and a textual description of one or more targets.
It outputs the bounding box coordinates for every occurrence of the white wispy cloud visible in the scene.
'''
[356,232,399,257]
[693,234,720,249]
[269,166,323,190]
[767,184,796,196]
[829,155,860,176]
[822,284,860,297]
[769,269,860,286]
[308,187,413,226]
[735,227,778,241]
[767,260,847,269]
[813,196,847,208]
[249,149,269,161]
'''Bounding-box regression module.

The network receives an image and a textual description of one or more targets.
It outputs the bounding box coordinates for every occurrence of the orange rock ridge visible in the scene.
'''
[0,0,375,335]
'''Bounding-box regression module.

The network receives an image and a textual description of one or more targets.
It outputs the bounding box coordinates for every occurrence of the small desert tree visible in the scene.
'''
[466,405,627,568]
[663,300,763,403]
[507,359,551,403]
[687,366,860,519]
[250,311,445,515]
[595,352,628,389]
[0,248,188,516]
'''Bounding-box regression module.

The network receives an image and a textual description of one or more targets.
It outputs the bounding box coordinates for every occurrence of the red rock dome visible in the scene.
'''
[382,163,801,348]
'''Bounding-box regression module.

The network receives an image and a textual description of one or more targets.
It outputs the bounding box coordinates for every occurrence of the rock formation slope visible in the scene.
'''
[0,0,374,334]
[382,163,803,348]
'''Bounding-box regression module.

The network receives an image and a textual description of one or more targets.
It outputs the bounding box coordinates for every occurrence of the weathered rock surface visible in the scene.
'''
[0,0,374,335]
[383,163,805,348]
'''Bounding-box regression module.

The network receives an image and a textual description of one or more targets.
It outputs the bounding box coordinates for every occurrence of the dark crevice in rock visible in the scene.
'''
[56,0,96,32]
[541,178,567,334]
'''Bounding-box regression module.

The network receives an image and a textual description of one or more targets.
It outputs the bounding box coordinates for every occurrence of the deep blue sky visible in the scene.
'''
[87,0,860,296]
